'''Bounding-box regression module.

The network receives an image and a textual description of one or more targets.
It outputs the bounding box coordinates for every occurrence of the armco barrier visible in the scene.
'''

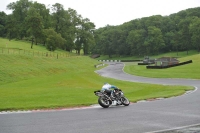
[146,60,192,69]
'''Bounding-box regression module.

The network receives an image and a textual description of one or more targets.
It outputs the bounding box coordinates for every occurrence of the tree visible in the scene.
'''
[172,31,182,56]
[162,31,175,53]
[7,0,32,39]
[178,18,192,54]
[189,17,200,53]
[74,35,82,54]
[5,14,18,40]
[64,8,81,52]
[51,5,80,52]
[51,3,66,34]
[44,28,65,51]
[145,15,163,29]
[116,29,130,56]
[31,1,51,29]
[75,18,95,55]
[144,26,165,55]
[0,11,7,37]
[25,7,44,48]
[126,29,146,56]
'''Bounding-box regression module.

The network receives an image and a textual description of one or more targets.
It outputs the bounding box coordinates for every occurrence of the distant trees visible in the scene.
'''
[6,0,32,40]
[75,18,95,55]
[93,7,200,57]
[25,7,44,48]
[44,28,65,51]
[189,17,200,53]
[1,0,95,54]
[1,0,200,56]
[0,12,7,37]
[144,26,165,55]
[126,29,145,55]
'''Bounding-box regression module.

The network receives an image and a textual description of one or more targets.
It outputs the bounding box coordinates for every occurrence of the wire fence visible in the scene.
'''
[0,47,72,59]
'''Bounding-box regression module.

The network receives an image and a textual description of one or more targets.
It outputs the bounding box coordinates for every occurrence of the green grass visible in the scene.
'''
[0,38,195,111]
[0,37,77,56]
[124,54,200,79]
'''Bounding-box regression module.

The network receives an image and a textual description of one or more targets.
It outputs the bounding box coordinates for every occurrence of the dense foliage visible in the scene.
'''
[0,0,200,56]
[0,0,95,54]
[92,7,200,57]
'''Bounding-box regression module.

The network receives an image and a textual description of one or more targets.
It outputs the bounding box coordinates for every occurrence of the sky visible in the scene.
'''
[1,0,200,28]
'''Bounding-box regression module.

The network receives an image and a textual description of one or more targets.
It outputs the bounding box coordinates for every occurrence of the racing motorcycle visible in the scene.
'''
[94,89,130,108]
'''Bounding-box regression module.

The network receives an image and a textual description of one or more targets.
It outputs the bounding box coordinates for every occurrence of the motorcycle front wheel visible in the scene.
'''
[121,97,130,106]
[98,97,111,108]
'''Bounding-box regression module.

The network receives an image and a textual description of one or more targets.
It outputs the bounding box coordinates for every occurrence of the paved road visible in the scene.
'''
[0,62,200,133]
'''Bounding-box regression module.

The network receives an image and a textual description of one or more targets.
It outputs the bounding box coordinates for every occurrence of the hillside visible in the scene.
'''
[0,38,194,111]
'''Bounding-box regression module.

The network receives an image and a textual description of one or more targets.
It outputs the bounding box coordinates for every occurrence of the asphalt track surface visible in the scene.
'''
[0,62,200,133]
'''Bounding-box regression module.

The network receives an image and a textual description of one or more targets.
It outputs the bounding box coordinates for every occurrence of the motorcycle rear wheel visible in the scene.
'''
[98,97,111,108]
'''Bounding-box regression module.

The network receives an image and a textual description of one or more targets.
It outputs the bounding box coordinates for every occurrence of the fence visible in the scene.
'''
[0,47,71,59]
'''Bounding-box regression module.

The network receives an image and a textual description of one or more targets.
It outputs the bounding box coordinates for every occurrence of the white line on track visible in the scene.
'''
[145,123,200,133]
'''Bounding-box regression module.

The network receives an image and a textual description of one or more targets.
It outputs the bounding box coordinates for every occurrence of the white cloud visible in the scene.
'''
[1,0,200,28]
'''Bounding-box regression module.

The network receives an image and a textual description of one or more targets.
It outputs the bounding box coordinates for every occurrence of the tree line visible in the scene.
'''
[0,0,200,57]
[0,0,95,54]
[92,7,200,57]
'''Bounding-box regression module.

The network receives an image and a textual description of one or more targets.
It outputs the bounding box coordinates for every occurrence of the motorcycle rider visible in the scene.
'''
[101,83,119,99]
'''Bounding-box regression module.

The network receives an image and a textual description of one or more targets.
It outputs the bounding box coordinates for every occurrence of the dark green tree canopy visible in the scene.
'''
[93,7,200,57]
[2,0,95,54]
[1,0,200,56]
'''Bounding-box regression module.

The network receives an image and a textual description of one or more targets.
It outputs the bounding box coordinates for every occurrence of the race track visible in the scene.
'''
[0,62,200,133]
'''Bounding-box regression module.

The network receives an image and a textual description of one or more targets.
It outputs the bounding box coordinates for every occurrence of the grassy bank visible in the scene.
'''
[0,38,194,111]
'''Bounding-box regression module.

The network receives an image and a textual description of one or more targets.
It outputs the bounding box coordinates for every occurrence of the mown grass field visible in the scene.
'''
[0,38,194,111]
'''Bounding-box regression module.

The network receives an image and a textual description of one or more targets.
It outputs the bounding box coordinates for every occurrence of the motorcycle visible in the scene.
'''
[94,89,130,108]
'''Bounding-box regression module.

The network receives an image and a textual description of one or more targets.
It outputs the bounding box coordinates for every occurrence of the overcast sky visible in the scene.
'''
[1,0,200,28]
